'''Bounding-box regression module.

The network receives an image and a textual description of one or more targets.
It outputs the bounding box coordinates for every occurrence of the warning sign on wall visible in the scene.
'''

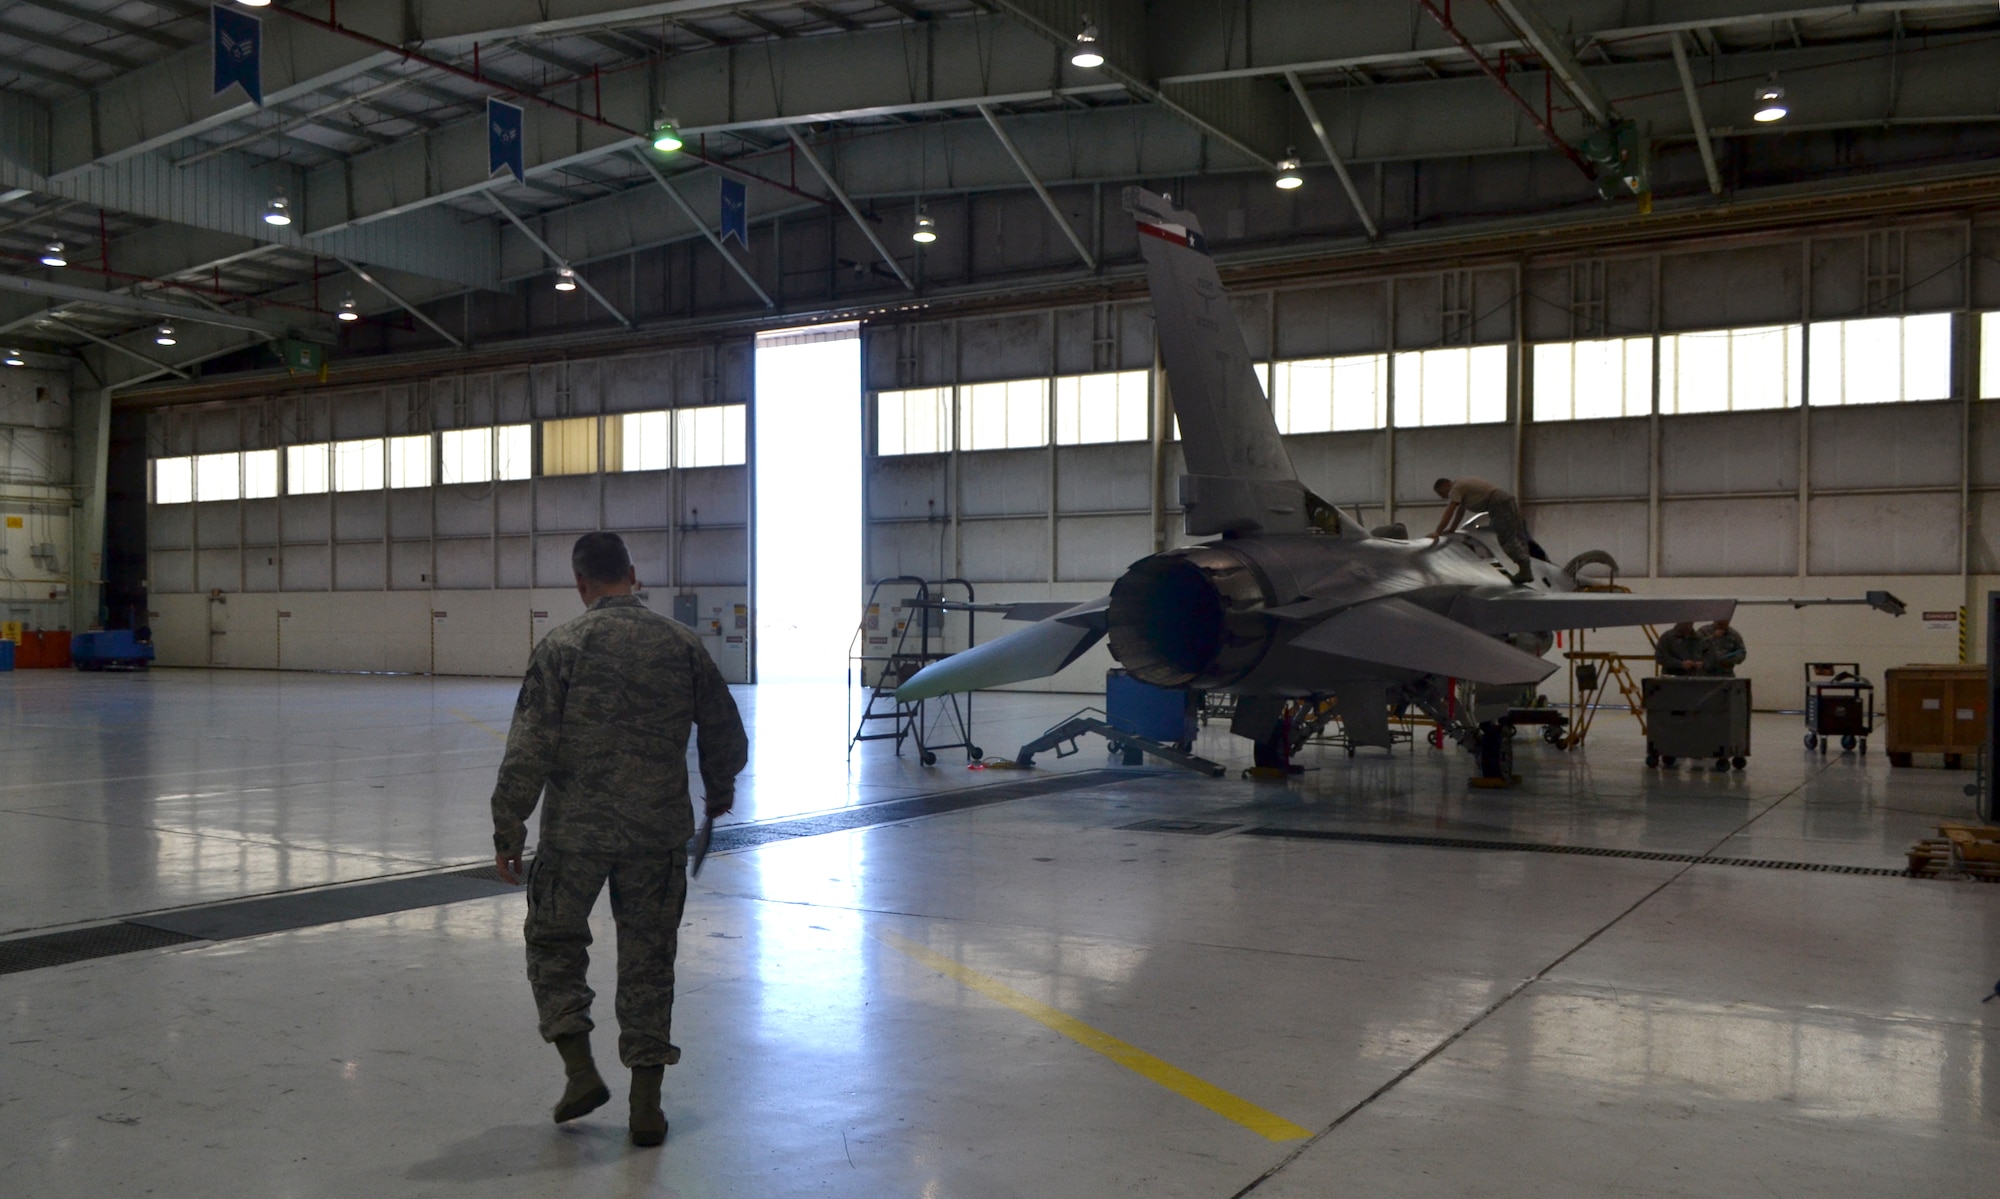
[1923,610,1957,631]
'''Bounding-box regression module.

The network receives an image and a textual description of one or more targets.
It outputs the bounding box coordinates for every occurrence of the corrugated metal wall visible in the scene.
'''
[0,366,74,632]
[143,344,753,679]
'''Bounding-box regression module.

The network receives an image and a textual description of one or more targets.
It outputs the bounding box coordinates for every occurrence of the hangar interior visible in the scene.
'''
[5,1,2000,1195]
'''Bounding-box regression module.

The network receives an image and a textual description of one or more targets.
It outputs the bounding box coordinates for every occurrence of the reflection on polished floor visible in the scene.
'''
[4,668,1998,1196]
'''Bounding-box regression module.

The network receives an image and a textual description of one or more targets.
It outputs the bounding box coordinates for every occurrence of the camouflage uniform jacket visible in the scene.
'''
[1655,628,1706,676]
[491,595,747,858]
[1700,625,1746,676]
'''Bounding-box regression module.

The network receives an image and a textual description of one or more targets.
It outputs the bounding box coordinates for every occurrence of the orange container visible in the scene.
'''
[43,630,70,669]
[15,631,43,668]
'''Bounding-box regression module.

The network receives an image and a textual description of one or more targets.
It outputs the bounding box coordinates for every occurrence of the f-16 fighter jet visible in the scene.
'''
[895,188,1735,758]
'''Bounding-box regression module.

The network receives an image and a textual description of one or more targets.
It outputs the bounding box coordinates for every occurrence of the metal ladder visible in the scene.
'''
[847,577,980,764]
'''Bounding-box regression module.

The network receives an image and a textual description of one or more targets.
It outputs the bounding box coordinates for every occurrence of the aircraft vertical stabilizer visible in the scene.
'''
[1126,187,1313,538]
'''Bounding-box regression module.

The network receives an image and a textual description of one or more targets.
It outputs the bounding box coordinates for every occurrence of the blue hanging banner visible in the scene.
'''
[719,177,748,247]
[488,98,525,183]
[212,5,263,107]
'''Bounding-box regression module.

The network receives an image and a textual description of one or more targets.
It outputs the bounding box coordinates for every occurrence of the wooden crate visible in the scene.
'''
[1884,665,1985,768]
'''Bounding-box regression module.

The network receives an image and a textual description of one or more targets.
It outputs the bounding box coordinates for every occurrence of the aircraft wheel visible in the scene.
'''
[1645,752,1659,768]
[1732,757,1747,771]
[921,751,937,766]
[1427,729,1445,749]
[1805,734,1818,750]
[1840,735,1857,752]
[1543,725,1563,746]
[1661,756,1677,768]
[969,746,984,759]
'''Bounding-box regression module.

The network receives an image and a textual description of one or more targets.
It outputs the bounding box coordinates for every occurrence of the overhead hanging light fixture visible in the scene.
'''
[155,324,177,346]
[337,295,360,322]
[912,211,937,244]
[3,350,23,367]
[554,267,578,292]
[39,241,65,267]
[235,0,272,7]
[1071,17,1103,68]
[1753,81,1788,123]
[1274,151,1304,190]
[652,120,684,153]
[263,195,292,226]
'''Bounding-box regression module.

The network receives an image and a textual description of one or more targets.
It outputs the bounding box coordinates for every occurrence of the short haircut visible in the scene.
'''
[1433,477,1453,493]
[572,531,632,584]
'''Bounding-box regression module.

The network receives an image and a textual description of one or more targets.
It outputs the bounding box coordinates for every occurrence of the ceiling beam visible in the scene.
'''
[1283,71,1378,241]
[1669,32,1724,197]
[334,256,466,348]
[787,127,913,292]
[0,272,300,337]
[485,193,632,329]
[975,105,1094,271]
[626,151,775,309]
[1484,0,1614,127]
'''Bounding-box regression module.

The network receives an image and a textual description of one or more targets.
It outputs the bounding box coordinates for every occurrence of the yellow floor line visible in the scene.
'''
[447,708,508,742]
[878,930,1311,1142]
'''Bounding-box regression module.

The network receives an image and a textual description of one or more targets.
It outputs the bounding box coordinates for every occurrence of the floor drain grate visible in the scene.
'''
[0,923,203,975]
[1120,819,1240,835]
[1240,826,1944,879]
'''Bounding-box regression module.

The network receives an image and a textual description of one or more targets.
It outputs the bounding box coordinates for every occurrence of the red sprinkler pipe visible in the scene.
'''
[1413,0,1595,179]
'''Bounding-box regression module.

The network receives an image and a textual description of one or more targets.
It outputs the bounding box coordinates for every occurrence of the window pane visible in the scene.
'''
[877,388,952,455]
[1393,345,1507,427]
[440,428,493,484]
[1533,337,1651,421]
[1054,371,1148,445]
[332,438,385,491]
[619,411,672,471]
[387,434,431,489]
[287,444,329,495]
[153,456,192,504]
[959,379,1048,450]
[496,425,533,480]
[1661,325,1802,413]
[1984,313,2000,399]
[242,449,279,499]
[1808,313,1952,405]
[1274,355,1388,433]
[194,452,239,502]
[675,404,747,468]
[542,416,599,476]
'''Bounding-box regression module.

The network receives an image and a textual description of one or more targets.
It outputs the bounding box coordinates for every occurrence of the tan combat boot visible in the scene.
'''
[629,1065,667,1147]
[551,1032,611,1123]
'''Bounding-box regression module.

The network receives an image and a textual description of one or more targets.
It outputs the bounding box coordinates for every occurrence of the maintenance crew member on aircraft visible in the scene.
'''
[490,530,747,1149]
[1656,621,1706,676]
[1430,476,1535,585]
[1699,619,1746,677]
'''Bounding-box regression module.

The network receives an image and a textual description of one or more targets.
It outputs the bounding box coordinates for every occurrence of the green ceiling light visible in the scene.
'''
[652,121,684,153]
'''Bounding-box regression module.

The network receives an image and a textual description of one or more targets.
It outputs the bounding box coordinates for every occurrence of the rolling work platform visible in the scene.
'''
[848,577,982,765]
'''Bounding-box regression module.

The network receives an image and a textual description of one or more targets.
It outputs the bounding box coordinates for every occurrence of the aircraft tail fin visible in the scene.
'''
[1127,188,1309,537]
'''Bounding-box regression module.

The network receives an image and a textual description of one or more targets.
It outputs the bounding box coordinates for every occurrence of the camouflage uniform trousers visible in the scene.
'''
[1481,500,1536,578]
[525,845,688,1069]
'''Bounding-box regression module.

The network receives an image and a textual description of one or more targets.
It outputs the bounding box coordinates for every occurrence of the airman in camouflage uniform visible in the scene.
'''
[1655,621,1706,676]
[492,531,747,1148]
[1698,620,1746,677]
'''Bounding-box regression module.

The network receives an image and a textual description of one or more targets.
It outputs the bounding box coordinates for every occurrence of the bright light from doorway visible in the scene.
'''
[755,324,862,684]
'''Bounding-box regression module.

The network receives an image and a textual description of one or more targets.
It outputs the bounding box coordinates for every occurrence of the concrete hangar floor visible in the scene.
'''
[2,669,1997,1198]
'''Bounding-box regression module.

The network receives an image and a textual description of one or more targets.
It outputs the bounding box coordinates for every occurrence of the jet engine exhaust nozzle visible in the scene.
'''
[1106,545,1276,689]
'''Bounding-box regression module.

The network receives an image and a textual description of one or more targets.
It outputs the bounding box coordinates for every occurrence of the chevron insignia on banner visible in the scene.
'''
[488,99,526,183]
[212,6,263,106]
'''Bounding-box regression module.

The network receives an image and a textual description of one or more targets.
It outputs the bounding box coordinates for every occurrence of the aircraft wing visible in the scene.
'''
[1001,599,1109,624]
[1290,597,1558,685]
[1448,591,1735,635]
[895,601,1109,701]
